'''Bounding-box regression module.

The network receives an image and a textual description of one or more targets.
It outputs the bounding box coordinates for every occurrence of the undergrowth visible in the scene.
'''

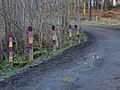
[0,32,88,81]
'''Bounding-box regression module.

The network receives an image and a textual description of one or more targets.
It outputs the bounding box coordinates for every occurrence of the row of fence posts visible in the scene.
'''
[8,24,80,68]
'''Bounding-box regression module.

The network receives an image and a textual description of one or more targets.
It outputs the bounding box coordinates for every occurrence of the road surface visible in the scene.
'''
[0,26,120,90]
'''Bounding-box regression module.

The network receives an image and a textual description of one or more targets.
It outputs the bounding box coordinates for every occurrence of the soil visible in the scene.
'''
[0,26,120,90]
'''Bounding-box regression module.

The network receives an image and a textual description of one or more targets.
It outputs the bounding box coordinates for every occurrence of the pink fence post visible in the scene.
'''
[75,24,80,43]
[68,25,72,45]
[28,26,33,61]
[9,32,13,68]
[52,25,57,51]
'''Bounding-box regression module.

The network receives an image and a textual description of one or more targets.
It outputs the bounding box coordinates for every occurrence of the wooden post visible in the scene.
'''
[9,32,13,68]
[75,24,80,43]
[28,26,33,61]
[68,25,72,45]
[96,16,98,21]
[52,25,57,51]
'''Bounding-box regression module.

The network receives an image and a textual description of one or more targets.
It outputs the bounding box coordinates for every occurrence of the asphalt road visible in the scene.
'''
[0,26,120,90]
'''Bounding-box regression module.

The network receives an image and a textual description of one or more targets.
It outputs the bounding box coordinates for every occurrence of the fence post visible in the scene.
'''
[28,26,33,61]
[75,24,80,43]
[52,25,57,51]
[9,32,13,68]
[68,25,72,45]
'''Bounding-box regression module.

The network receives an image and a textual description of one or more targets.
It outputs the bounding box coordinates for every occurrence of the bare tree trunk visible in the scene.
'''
[83,0,86,16]
[2,0,9,51]
[113,0,116,6]
[100,0,105,17]
[88,0,92,20]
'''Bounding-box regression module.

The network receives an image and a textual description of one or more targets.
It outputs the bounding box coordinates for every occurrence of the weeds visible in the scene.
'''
[0,32,88,80]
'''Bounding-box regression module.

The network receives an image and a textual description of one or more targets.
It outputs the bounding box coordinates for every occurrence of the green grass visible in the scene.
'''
[81,20,120,28]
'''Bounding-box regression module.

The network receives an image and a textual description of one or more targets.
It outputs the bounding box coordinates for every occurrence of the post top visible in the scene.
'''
[9,32,13,37]
[75,25,78,28]
[28,26,32,31]
[69,25,72,29]
[52,25,55,30]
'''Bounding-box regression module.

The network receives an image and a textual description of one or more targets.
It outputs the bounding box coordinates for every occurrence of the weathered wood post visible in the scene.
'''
[9,32,13,68]
[75,24,80,43]
[68,25,72,45]
[52,25,57,51]
[28,26,33,61]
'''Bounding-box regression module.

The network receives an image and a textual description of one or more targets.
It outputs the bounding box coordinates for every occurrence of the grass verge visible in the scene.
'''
[81,20,120,28]
[0,33,88,81]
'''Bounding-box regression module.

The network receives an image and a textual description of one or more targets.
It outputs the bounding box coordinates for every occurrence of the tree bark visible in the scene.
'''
[88,0,92,20]
[100,0,105,17]
[83,0,86,16]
